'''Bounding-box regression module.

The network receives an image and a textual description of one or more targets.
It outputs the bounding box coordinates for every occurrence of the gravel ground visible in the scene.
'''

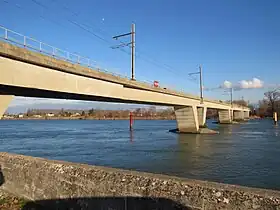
[0,190,44,210]
[0,190,28,210]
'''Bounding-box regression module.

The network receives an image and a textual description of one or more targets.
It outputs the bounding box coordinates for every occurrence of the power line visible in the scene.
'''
[8,0,195,83]
[68,20,111,45]
[48,0,190,78]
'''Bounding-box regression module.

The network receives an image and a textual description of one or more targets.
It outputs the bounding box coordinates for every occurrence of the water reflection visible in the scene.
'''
[129,131,134,142]
[175,134,209,178]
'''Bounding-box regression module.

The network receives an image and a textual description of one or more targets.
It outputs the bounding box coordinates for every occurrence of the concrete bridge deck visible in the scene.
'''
[0,42,248,110]
[0,40,250,133]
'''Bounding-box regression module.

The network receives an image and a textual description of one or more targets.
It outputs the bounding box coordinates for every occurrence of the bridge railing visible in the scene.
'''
[0,26,192,94]
[0,26,150,83]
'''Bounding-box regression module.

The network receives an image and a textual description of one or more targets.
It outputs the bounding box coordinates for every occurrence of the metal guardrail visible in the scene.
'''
[0,25,146,82]
[0,26,248,109]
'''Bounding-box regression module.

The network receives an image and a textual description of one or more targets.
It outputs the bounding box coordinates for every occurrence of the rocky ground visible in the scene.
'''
[0,190,43,210]
[0,190,27,210]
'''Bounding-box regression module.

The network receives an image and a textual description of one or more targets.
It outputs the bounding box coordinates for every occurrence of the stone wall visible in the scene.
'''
[0,152,280,209]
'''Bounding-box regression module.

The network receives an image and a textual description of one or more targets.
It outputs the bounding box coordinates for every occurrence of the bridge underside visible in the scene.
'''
[0,84,174,106]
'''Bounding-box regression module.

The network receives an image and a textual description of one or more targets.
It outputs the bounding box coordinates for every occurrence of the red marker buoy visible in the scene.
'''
[129,112,133,131]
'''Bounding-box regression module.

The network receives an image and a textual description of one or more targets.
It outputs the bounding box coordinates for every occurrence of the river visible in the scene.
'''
[0,119,279,190]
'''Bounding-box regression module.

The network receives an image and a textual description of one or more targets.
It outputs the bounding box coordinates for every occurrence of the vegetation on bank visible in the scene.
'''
[3,89,279,120]
[0,191,28,210]
[253,90,280,117]
[4,107,176,120]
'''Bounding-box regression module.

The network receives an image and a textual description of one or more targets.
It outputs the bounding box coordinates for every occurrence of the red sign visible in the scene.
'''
[153,81,159,87]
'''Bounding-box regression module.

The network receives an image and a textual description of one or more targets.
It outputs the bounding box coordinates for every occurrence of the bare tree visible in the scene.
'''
[264,90,280,114]
[232,100,248,106]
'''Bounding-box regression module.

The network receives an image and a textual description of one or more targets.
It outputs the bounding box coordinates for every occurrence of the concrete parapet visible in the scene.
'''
[0,153,280,209]
[218,110,232,124]
[0,95,13,119]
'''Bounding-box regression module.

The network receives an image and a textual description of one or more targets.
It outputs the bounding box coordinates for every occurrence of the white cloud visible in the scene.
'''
[238,78,263,89]
[219,78,264,90]
[221,80,232,89]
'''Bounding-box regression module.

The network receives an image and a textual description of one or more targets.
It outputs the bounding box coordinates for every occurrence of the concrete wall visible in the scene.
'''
[174,106,199,133]
[0,95,13,118]
[0,153,280,209]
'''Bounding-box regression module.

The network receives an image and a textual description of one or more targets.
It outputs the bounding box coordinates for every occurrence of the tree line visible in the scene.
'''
[253,90,280,117]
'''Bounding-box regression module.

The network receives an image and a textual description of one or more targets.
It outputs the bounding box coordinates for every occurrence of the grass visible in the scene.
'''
[0,193,29,210]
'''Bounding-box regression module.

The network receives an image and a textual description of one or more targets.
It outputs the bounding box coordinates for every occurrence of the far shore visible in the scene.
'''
[2,116,176,121]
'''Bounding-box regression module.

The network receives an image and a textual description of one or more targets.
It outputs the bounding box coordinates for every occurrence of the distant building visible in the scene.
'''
[18,114,24,118]
[46,113,55,117]
[34,115,42,118]
[71,113,81,117]
[2,115,14,119]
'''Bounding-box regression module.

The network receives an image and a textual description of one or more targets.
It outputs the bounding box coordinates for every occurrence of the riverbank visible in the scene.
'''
[0,152,280,209]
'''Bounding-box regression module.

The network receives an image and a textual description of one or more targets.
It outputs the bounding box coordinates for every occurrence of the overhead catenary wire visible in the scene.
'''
[5,0,199,86]
[45,0,194,79]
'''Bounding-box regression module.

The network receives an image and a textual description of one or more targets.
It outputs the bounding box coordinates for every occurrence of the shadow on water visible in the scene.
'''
[0,166,192,210]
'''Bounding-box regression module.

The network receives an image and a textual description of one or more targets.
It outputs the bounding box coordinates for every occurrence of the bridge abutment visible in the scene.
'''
[218,109,232,124]
[174,106,199,133]
[0,95,13,118]
[233,110,245,121]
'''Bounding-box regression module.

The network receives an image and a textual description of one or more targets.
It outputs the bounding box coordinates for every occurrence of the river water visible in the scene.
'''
[0,119,279,190]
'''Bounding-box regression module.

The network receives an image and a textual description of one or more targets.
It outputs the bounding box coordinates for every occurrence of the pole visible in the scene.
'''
[199,65,203,103]
[131,23,135,80]
[129,112,133,131]
[112,23,135,80]
[230,87,233,107]
[230,87,233,121]
[274,112,278,125]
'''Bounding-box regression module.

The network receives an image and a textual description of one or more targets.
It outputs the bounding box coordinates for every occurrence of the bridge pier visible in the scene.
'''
[174,106,199,133]
[218,109,232,124]
[244,111,250,119]
[197,107,207,127]
[233,110,245,121]
[0,95,13,118]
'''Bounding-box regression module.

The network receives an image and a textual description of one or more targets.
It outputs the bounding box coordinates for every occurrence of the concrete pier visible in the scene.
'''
[218,109,232,124]
[197,107,207,127]
[0,95,13,118]
[244,111,250,119]
[0,153,280,209]
[174,106,199,133]
[233,110,245,121]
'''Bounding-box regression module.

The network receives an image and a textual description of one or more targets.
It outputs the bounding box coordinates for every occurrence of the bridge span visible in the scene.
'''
[0,29,250,133]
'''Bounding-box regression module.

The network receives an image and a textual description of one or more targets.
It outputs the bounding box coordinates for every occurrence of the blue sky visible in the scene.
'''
[1,0,280,111]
